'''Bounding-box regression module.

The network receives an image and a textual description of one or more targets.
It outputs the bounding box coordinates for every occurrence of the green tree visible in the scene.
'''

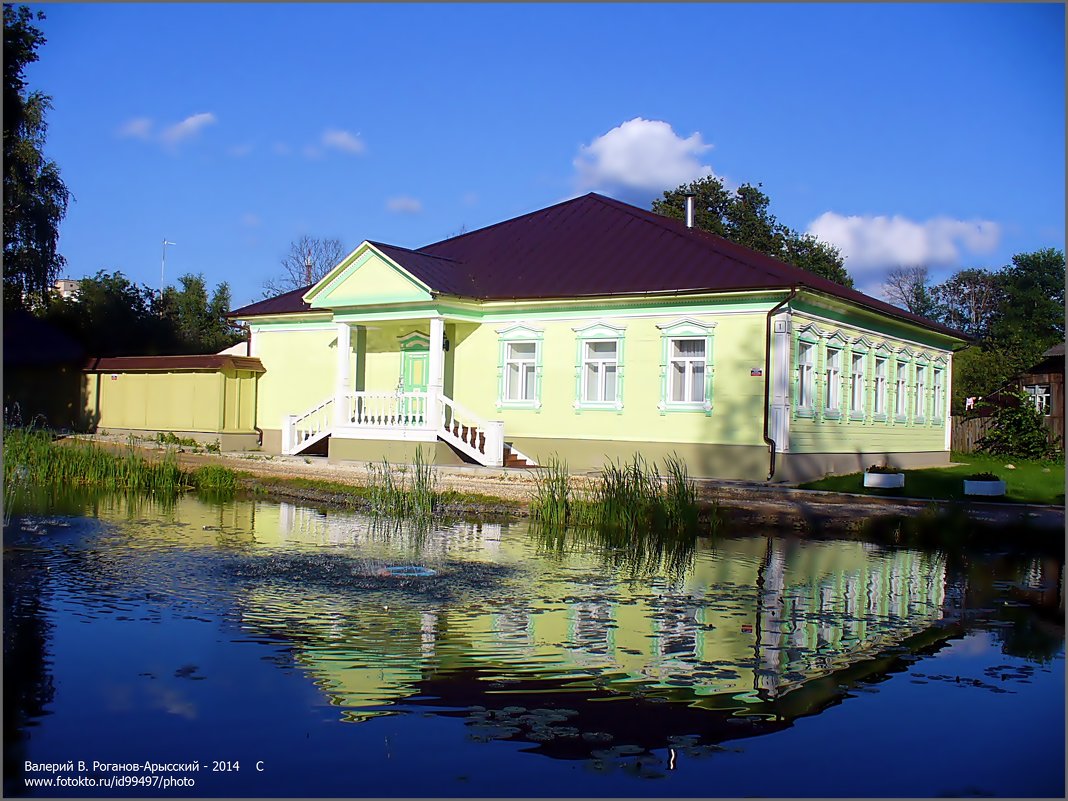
[991,248,1065,356]
[162,273,238,352]
[44,271,172,356]
[44,270,240,356]
[652,176,851,287]
[3,5,70,310]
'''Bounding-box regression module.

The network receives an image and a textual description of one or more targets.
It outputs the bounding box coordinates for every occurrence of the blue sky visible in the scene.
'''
[26,3,1065,307]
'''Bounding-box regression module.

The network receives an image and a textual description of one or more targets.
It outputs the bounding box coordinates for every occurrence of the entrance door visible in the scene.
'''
[401,349,429,423]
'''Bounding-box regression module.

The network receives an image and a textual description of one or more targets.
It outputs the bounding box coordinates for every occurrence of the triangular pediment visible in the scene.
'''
[304,242,433,309]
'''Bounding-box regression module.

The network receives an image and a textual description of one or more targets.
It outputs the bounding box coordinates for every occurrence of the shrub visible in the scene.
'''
[866,463,901,474]
[965,472,1001,481]
[977,391,1061,460]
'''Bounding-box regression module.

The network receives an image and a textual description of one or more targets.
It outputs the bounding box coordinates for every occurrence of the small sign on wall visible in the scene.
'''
[750,368,763,377]
[110,374,119,381]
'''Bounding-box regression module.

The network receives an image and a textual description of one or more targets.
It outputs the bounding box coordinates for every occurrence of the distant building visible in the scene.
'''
[53,278,81,299]
[1019,343,1065,447]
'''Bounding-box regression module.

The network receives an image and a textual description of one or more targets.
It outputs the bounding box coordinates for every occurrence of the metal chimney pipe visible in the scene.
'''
[684,192,695,229]
[304,254,314,285]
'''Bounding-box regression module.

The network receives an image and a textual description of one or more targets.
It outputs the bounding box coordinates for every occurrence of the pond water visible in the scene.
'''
[4,490,1064,797]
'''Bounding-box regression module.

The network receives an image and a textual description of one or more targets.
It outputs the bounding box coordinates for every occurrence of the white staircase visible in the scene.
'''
[281,391,505,467]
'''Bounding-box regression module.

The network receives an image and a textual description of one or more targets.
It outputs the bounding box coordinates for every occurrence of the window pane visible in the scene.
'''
[672,339,704,358]
[584,363,599,402]
[507,363,520,400]
[587,341,616,358]
[691,364,705,403]
[509,342,535,359]
[604,365,616,402]
[670,362,686,401]
[522,364,536,400]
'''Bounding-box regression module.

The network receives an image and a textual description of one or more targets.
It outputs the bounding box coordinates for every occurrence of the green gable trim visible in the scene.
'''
[793,295,959,350]
[305,244,433,310]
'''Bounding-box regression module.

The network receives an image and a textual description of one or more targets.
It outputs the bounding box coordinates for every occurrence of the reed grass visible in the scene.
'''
[531,452,713,539]
[366,446,438,522]
[3,427,240,503]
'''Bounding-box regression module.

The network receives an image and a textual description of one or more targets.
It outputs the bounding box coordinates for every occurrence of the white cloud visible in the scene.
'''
[574,117,715,195]
[386,196,423,214]
[120,113,216,149]
[159,112,217,145]
[118,117,153,140]
[321,128,365,154]
[807,211,1001,294]
[228,143,254,157]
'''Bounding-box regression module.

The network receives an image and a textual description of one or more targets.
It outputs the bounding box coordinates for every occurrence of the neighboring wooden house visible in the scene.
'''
[1019,343,1064,446]
[229,193,966,482]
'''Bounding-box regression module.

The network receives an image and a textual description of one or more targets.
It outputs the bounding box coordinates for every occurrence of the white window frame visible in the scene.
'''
[913,362,928,422]
[1024,384,1052,416]
[932,367,944,421]
[873,352,889,419]
[850,351,866,419]
[894,360,909,420]
[583,340,619,403]
[657,318,716,414]
[573,321,625,411]
[505,341,537,401]
[797,340,816,413]
[496,324,544,410]
[824,346,842,416]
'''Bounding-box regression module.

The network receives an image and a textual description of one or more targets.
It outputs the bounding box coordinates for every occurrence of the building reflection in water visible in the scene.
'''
[239,502,950,722]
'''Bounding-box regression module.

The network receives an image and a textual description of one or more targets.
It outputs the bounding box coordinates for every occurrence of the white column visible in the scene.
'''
[944,351,953,451]
[335,322,351,426]
[428,316,445,431]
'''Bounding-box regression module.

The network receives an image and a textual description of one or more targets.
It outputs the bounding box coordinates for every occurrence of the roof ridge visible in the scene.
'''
[418,192,601,251]
[368,240,463,264]
[587,193,804,285]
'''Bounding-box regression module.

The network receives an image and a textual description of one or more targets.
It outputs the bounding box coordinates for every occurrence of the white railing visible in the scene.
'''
[440,395,504,467]
[282,397,334,454]
[283,389,505,467]
[339,391,429,429]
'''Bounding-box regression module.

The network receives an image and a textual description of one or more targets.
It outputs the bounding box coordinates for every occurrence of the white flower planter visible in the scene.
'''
[864,472,904,489]
[964,479,1006,497]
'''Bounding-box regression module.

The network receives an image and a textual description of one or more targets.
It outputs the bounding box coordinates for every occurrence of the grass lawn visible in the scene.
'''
[799,452,1065,506]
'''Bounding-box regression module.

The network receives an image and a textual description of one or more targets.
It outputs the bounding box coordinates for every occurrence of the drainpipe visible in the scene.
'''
[762,286,799,481]
[684,192,696,229]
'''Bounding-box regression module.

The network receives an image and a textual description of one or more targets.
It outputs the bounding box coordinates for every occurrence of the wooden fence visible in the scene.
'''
[950,416,997,453]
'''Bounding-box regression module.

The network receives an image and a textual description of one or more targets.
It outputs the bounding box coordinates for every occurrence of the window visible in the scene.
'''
[914,365,927,421]
[797,342,815,410]
[894,361,909,418]
[583,341,618,403]
[932,368,944,419]
[504,341,537,401]
[850,353,866,416]
[497,324,544,409]
[874,357,887,416]
[656,318,715,414]
[824,348,841,413]
[669,338,706,403]
[1025,384,1052,416]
